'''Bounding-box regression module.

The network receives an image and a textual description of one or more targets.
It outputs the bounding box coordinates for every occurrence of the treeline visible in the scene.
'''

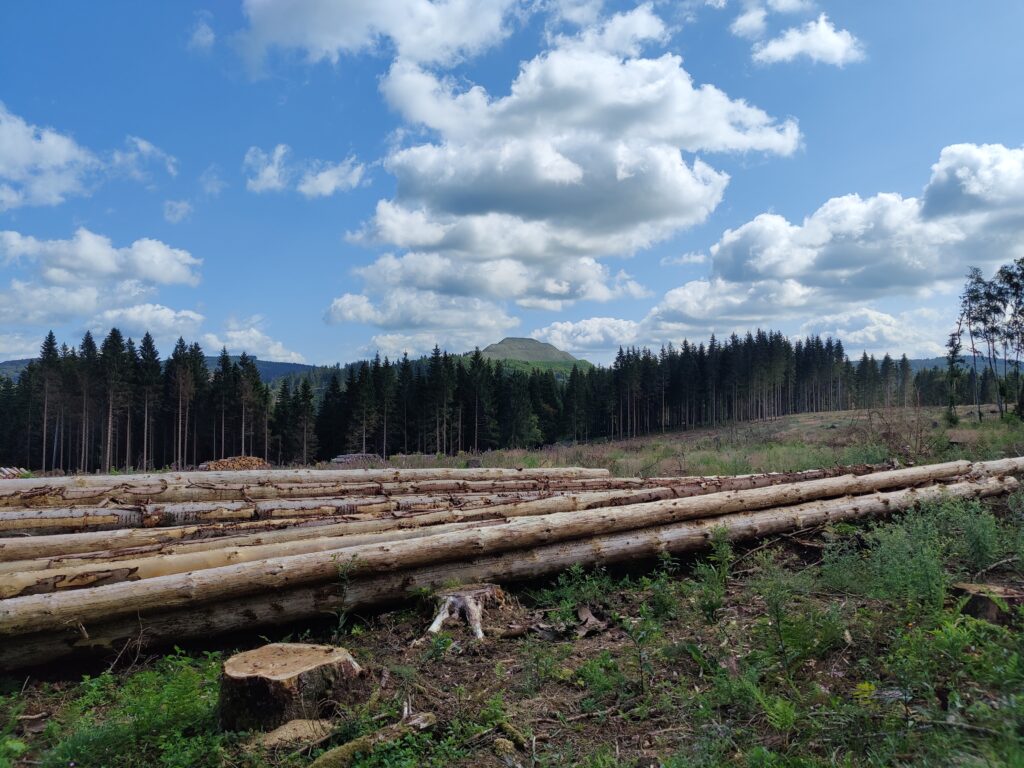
[0,327,991,472]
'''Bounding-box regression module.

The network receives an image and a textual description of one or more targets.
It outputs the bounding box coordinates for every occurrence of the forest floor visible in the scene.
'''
[2,406,1024,768]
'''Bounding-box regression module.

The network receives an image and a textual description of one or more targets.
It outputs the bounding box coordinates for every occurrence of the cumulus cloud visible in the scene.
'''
[203,319,306,363]
[532,317,641,353]
[753,13,864,66]
[573,142,1024,360]
[798,308,948,358]
[239,0,520,68]
[660,252,708,266]
[245,144,364,197]
[111,136,178,179]
[243,144,291,192]
[0,333,41,361]
[188,18,216,52]
[336,5,799,347]
[326,287,518,355]
[0,102,100,210]
[92,303,205,339]
[163,199,193,223]
[1,228,201,287]
[297,156,364,197]
[730,7,767,39]
[200,164,227,196]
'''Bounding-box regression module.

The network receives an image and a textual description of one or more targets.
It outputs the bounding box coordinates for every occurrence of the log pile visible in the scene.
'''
[0,458,1020,671]
[199,456,272,472]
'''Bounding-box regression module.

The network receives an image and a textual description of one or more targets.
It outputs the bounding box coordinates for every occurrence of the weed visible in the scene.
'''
[530,564,621,626]
[615,605,663,698]
[575,651,627,710]
[520,638,572,695]
[40,651,223,768]
[689,528,733,624]
[423,632,454,661]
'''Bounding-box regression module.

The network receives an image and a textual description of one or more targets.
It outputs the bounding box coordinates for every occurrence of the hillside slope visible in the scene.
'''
[478,337,593,378]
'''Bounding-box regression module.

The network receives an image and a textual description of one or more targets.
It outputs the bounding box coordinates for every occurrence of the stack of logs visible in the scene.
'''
[1,458,1021,671]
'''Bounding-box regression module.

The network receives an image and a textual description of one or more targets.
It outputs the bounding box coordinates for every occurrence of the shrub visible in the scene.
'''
[41,651,223,768]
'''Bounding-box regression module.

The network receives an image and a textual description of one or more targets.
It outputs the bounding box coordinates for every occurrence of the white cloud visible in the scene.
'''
[0,102,100,210]
[111,136,179,179]
[297,156,364,197]
[620,142,1024,355]
[326,288,518,356]
[203,321,306,363]
[753,13,864,66]
[550,0,603,25]
[0,333,41,361]
[199,164,227,196]
[239,0,520,68]
[92,303,205,339]
[1,227,202,287]
[765,0,811,12]
[660,252,708,266]
[338,4,800,348]
[352,251,647,310]
[730,7,767,39]
[163,199,193,223]
[243,144,291,192]
[798,308,947,358]
[188,18,216,52]
[245,145,365,197]
[532,317,641,353]
[0,281,102,325]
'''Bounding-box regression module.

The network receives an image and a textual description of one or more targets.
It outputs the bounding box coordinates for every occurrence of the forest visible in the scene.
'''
[0,323,1006,473]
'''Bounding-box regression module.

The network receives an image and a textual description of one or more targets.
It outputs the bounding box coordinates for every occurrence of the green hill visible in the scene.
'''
[478,337,593,378]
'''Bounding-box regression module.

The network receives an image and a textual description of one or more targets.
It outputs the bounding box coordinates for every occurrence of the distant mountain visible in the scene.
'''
[207,357,316,385]
[0,359,29,380]
[907,356,1015,374]
[479,337,593,378]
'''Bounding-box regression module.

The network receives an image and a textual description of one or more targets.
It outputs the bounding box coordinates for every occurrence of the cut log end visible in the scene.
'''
[219,643,363,732]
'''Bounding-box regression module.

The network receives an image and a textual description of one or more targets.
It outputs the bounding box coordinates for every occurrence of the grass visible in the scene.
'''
[5,410,1024,767]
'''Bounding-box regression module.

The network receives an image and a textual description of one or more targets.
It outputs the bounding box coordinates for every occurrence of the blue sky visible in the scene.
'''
[3,1,1024,365]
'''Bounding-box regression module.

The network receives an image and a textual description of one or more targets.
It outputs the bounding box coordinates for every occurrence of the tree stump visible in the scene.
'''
[219,643,362,731]
[952,582,1024,625]
[424,583,505,640]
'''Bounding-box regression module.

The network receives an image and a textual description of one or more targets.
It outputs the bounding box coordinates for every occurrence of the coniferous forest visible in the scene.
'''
[1,324,1005,473]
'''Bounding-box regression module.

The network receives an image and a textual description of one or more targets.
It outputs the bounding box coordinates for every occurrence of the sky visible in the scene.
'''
[2,1,1024,366]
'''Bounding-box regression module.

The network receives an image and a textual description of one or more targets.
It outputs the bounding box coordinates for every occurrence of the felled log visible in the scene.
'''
[0,490,554,537]
[0,519,508,598]
[0,462,1015,638]
[2,477,1011,669]
[0,488,674,575]
[0,467,610,507]
[0,516,366,563]
[218,643,363,731]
